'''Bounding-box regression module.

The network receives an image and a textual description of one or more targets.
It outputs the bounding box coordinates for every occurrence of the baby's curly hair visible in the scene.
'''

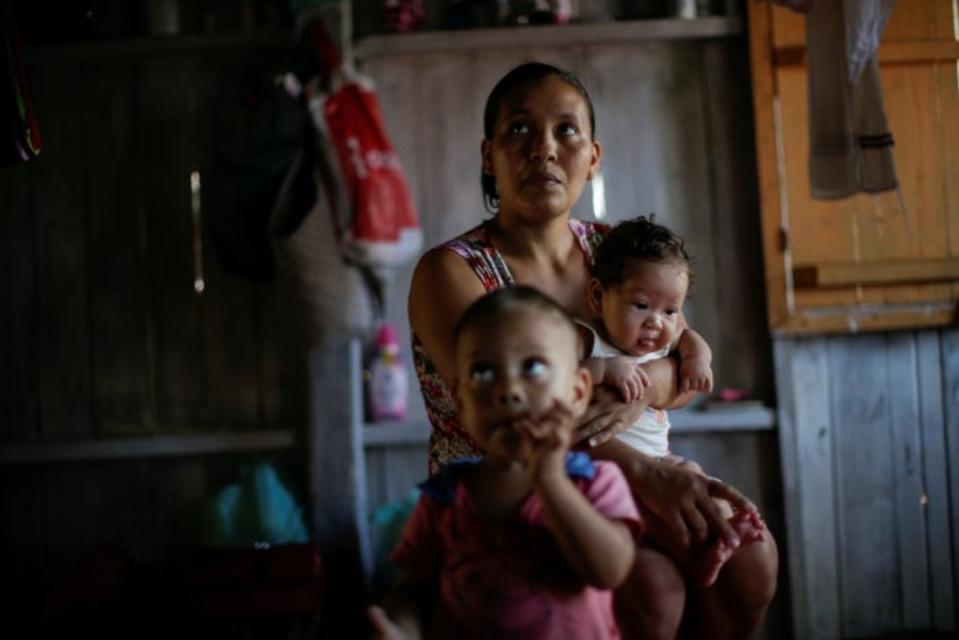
[592,215,693,288]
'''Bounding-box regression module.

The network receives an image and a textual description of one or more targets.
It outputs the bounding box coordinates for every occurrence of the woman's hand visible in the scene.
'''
[635,457,758,550]
[573,385,647,448]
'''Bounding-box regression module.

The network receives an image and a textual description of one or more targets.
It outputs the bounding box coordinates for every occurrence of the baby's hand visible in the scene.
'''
[604,357,651,402]
[679,356,713,394]
[368,605,411,640]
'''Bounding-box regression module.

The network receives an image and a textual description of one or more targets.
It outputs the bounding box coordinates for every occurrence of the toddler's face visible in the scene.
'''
[455,308,587,463]
[591,258,689,357]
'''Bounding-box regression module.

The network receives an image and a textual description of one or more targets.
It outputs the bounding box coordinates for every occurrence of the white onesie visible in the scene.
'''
[585,325,673,458]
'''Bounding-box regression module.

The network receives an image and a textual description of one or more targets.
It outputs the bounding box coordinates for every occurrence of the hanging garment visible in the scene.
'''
[1,14,41,166]
[805,0,897,199]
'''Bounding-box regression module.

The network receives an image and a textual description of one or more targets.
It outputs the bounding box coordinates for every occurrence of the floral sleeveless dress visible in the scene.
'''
[411,218,608,474]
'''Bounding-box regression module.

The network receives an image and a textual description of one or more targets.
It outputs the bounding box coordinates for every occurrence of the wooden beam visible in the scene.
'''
[793,259,959,288]
[0,430,296,465]
[355,17,743,59]
[774,40,959,67]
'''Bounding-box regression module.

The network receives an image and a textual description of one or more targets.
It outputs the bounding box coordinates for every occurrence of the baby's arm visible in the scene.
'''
[584,355,650,403]
[673,327,713,395]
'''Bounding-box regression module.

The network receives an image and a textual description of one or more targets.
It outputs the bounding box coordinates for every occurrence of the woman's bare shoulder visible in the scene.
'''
[409,246,487,326]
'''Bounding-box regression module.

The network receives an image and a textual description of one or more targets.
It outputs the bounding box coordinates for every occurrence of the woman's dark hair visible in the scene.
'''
[481,62,597,212]
[592,216,694,288]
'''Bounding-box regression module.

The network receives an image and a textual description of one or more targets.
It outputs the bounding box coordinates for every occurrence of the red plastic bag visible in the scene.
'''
[309,73,422,268]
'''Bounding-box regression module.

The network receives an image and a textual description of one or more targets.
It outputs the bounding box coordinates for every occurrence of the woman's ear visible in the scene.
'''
[587,277,605,315]
[587,140,602,180]
[481,139,493,176]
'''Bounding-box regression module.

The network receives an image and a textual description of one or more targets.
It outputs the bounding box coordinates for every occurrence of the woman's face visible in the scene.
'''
[482,76,601,222]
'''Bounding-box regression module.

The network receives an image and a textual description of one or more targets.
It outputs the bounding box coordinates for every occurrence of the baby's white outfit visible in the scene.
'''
[586,325,673,458]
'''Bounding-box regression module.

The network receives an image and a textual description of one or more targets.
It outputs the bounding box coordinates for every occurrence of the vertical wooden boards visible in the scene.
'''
[776,326,959,638]
[30,63,93,441]
[942,325,959,631]
[0,160,39,442]
[885,332,930,630]
[830,334,900,635]
[83,62,152,436]
[192,54,262,432]
[140,57,206,431]
[917,328,957,630]
[701,40,773,401]
[774,336,840,640]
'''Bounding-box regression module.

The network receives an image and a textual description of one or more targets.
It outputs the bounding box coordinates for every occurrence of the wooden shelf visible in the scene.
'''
[0,429,297,465]
[355,16,743,59]
[359,403,774,448]
[24,30,291,63]
[363,420,431,447]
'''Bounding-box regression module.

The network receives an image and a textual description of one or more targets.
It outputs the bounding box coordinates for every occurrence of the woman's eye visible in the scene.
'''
[470,364,495,383]
[508,122,529,134]
[522,358,548,378]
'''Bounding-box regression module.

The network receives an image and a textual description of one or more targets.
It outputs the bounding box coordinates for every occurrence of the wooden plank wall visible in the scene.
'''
[775,326,959,639]
[0,44,313,619]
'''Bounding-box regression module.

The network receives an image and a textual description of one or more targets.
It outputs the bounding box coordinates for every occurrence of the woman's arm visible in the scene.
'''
[408,247,488,386]
[591,438,756,550]
[575,356,697,447]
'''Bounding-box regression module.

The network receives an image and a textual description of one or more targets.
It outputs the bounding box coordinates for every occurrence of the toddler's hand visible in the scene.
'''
[518,400,576,481]
[604,357,651,402]
[680,356,713,394]
[368,605,411,640]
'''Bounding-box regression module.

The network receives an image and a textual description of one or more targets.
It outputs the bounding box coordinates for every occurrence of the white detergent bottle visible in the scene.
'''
[369,323,408,421]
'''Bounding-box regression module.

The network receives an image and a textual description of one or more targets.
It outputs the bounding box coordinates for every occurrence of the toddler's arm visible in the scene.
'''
[584,355,650,403]
[368,572,435,640]
[523,405,637,589]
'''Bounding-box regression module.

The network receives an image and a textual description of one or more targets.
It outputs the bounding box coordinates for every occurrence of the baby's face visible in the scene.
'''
[455,308,586,463]
[592,258,689,357]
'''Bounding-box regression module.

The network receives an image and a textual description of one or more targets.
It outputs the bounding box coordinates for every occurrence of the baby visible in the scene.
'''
[583,216,765,587]
[369,286,641,639]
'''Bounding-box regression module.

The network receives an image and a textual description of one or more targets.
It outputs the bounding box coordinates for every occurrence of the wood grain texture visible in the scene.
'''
[31,63,94,442]
[0,161,39,442]
[774,337,840,640]
[141,57,207,431]
[83,63,152,437]
[917,329,957,630]
[885,332,930,629]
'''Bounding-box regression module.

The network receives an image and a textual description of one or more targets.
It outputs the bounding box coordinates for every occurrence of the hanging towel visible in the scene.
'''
[806,0,897,199]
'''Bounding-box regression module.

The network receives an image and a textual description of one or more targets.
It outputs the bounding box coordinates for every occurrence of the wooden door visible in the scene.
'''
[749,0,959,334]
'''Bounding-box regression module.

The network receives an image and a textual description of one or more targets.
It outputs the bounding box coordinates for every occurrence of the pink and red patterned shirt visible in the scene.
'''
[411,218,608,474]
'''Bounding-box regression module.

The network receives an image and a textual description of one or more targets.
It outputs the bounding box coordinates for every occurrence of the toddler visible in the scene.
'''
[583,216,765,587]
[369,286,641,639]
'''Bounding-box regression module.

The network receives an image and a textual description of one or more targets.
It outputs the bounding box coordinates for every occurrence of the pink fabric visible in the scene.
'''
[391,459,640,639]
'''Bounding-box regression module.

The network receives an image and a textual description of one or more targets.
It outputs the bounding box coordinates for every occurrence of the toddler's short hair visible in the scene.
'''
[454,286,580,354]
[592,216,693,288]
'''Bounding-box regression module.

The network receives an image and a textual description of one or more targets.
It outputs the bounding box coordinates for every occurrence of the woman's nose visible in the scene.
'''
[530,131,557,161]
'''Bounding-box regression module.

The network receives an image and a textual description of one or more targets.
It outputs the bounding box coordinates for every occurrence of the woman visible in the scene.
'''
[408,62,777,639]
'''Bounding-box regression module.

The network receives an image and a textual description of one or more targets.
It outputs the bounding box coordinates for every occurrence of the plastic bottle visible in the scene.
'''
[369,323,408,421]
